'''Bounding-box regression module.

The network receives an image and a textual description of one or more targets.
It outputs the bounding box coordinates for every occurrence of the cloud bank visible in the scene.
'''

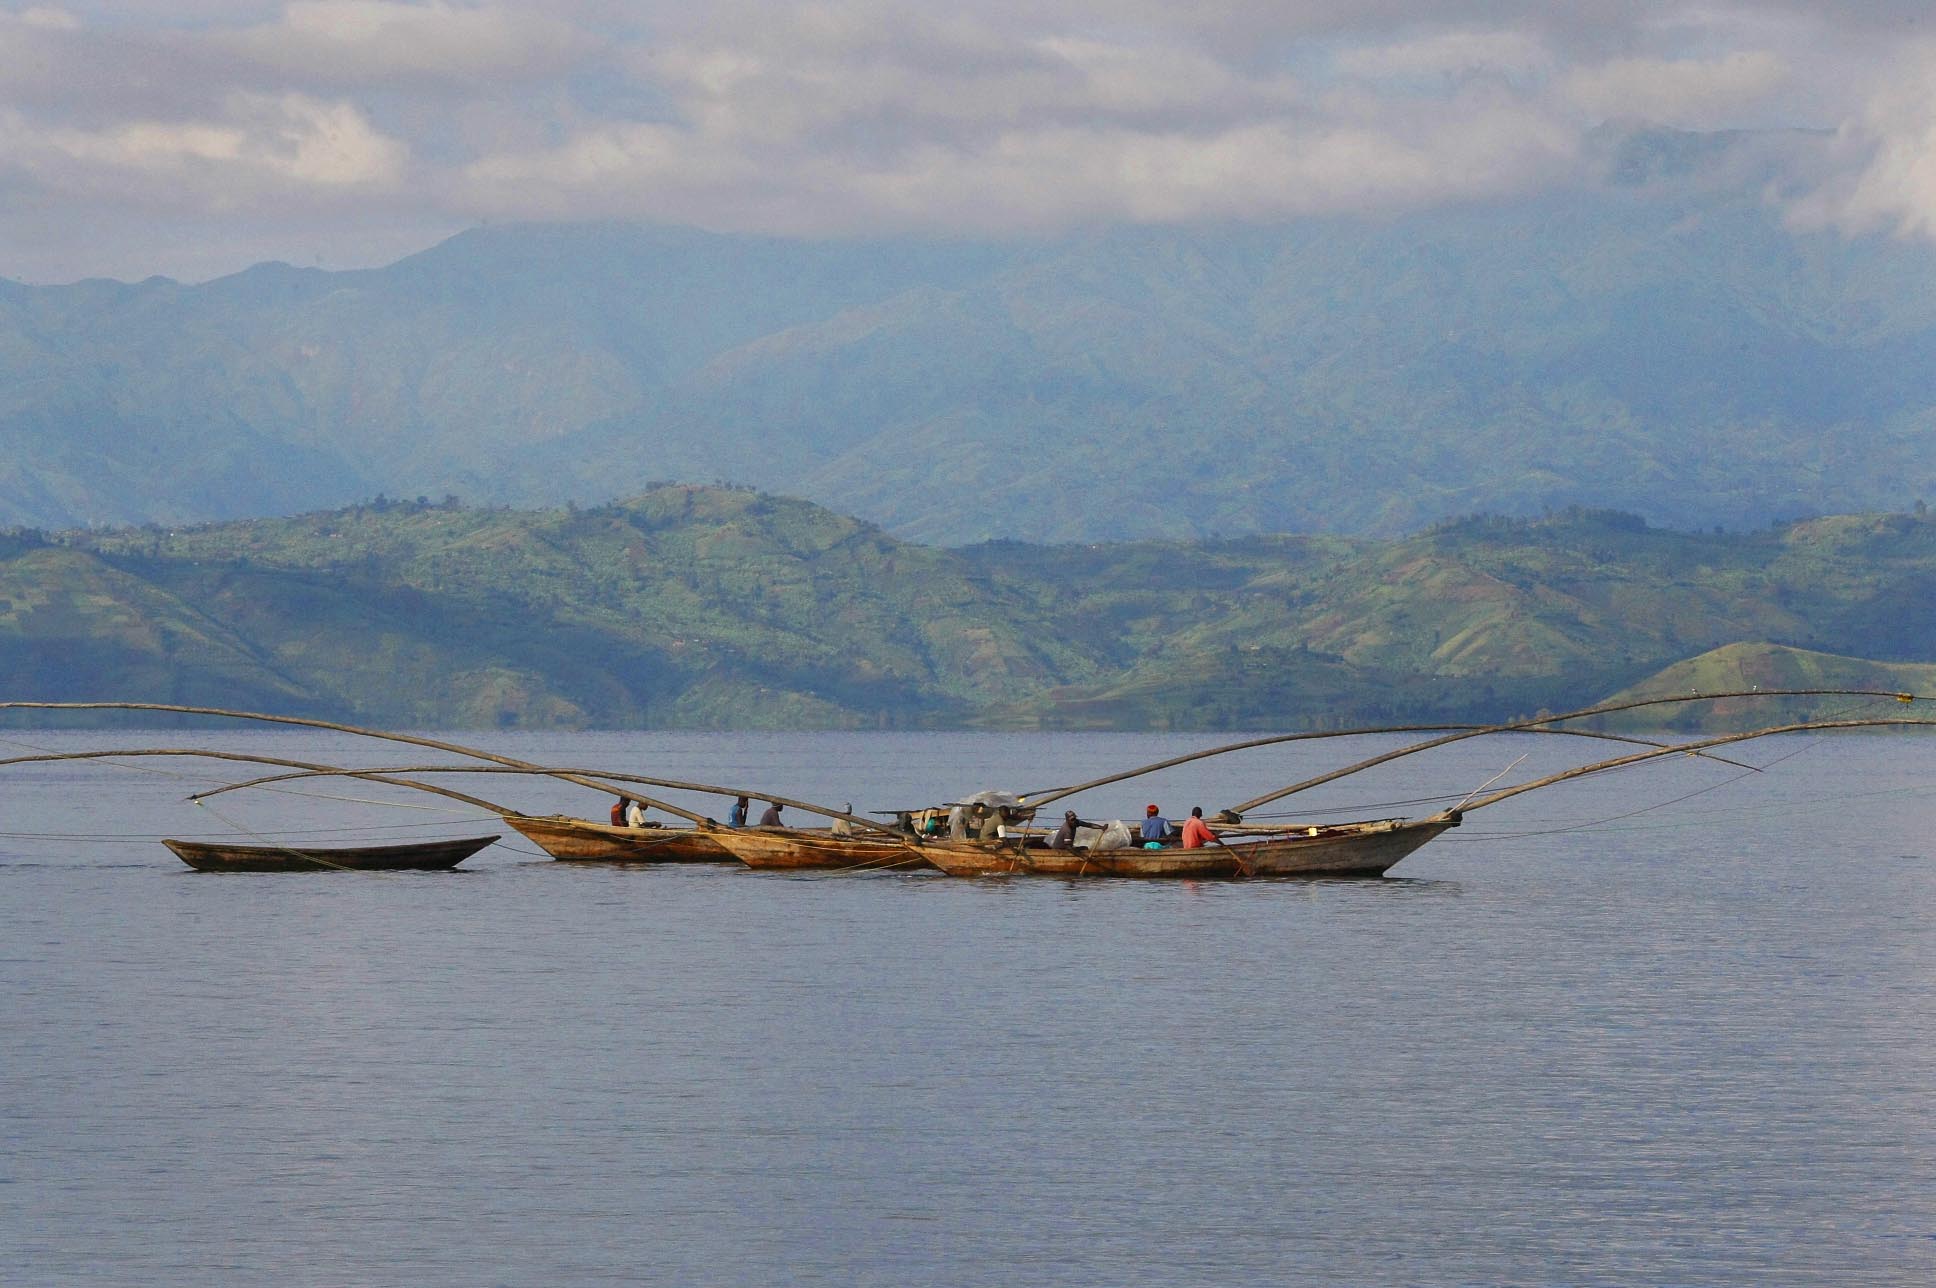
[1,1,1932,280]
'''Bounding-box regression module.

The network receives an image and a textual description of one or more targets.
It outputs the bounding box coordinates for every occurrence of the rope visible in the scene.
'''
[1436,715,1914,840]
[0,733,480,814]
[189,797,362,873]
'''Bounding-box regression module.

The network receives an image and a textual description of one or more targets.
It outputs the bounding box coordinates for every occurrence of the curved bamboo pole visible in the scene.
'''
[0,748,517,814]
[1024,719,1768,810]
[191,765,908,837]
[0,700,715,825]
[1220,688,1924,818]
[1454,717,1936,815]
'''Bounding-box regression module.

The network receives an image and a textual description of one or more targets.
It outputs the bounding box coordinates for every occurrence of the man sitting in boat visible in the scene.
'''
[728,796,750,828]
[1141,804,1170,846]
[624,798,650,828]
[758,801,784,826]
[610,797,629,826]
[1181,806,1219,849]
[1050,810,1100,850]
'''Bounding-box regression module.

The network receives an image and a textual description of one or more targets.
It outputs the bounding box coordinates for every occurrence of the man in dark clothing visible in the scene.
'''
[1049,809,1098,850]
[757,802,784,827]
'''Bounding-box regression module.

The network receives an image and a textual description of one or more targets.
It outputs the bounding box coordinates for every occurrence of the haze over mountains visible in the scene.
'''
[5,128,1934,545]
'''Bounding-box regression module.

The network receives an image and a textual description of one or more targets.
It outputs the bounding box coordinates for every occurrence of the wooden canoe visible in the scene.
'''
[163,834,500,872]
[707,826,938,872]
[927,815,1459,879]
[503,815,734,862]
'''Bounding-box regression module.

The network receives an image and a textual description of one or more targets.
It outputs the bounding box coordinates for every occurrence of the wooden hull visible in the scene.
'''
[918,843,1030,877]
[708,826,937,871]
[930,816,1458,879]
[504,815,733,863]
[163,834,499,872]
[1223,817,1456,877]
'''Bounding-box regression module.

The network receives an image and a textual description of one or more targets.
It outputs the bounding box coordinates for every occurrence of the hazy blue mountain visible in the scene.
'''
[5,128,1934,541]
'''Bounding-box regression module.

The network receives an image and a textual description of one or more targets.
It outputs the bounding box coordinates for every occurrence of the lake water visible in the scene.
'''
[3,726,1934,1285]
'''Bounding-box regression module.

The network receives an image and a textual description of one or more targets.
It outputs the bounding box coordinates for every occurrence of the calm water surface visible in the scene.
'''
[3,728,1934,1285]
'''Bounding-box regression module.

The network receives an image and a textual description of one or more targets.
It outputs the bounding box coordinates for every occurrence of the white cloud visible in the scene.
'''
[3,1,1936,278]
[0,92,407,205]
[218,1,587,86]
[18,7,78,29]
[849,97,1577,229]
[1335,29,1555,84]
[1792,43,1936,238]
[1563,50,1790,127]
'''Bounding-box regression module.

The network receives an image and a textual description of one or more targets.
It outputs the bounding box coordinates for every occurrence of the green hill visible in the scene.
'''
[3,489,1933,730]
[1596,643,1936,731]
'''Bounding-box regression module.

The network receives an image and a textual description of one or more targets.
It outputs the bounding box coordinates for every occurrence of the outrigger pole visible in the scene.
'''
[1022,696,1832,810]
[0,748,519,814]
[188,764,908,838]
[0,701,718,826]
[1451,716,1936,815]
[1221,689,1923,817]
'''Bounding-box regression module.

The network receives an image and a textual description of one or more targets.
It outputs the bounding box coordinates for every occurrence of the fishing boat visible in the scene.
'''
[916,816,1457,879]
[502,815,734,862]
[162,834,500,872]
[8,694,1928,886]
[707,826,938,872]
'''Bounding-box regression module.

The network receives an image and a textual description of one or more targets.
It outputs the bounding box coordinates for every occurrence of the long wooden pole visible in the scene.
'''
[190,765,907,837]
[1453,717,1936,815]
[0,748,518,814]
[1024,714,1780,811]
[0,701,716,825]
[1220,688,1923,817]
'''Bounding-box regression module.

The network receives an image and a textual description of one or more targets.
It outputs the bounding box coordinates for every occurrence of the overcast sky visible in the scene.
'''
[5,1,1936,282]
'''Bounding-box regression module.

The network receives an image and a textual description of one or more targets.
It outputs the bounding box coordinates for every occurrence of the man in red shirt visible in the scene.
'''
[1181,806,1220,849]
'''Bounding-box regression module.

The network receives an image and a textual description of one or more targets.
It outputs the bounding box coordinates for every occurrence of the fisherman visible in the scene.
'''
[625,798,649,828]
[1049,809,1098,850]
[758,801,784,827]
[831,803,854,837]
[609,797,628,827]
[727,796,750,828]
[1181,806,1220,849]
[1141,803,1170,844]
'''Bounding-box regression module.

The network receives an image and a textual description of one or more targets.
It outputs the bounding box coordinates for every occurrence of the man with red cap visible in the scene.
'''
[1140,803,1170,844]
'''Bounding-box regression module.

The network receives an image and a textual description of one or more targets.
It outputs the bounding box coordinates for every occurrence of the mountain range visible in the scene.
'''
[3,486,1932,730]
[5,127,1935,545]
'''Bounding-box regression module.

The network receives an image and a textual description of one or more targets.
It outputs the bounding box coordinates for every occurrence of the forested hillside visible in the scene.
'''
[2,487,1931,730]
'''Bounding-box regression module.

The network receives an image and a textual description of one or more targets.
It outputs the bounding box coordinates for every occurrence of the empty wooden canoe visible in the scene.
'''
[163,834,500,872]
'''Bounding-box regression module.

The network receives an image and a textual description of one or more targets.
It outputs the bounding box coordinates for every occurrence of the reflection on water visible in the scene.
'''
[2,729,1934,1286]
